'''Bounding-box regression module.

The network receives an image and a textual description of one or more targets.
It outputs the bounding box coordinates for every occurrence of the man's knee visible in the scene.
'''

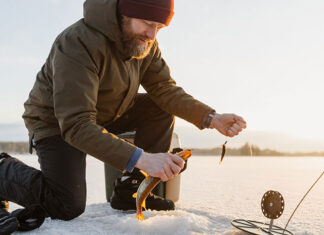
[56,199,86,221]
[46,192,86,221]
[62,207,85,221]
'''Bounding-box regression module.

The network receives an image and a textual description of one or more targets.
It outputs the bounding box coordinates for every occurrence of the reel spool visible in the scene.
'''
[261,190,284,220]
[231,190,292,235]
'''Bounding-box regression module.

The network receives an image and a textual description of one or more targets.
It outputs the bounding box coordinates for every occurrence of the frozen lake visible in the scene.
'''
[9,154,324,235]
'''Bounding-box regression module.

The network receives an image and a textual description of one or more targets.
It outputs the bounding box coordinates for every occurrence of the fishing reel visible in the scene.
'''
[231,190,292,235]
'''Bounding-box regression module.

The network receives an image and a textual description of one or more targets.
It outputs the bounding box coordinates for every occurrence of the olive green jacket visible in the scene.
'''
[22,0,214,170]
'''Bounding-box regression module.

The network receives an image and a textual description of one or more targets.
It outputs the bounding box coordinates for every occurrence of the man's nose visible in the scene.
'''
[145,27,157,40]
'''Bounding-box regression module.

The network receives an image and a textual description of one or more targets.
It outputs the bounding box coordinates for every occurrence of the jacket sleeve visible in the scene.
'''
[50,34,136,171]
[141,44,215,129]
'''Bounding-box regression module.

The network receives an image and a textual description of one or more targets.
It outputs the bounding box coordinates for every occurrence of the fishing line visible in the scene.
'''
[256,221,266,234]
[249,143,253,157]
[282,170,324,234]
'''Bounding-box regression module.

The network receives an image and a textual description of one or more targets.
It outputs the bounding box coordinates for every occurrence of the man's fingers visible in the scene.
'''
[227,129,235,137]
[233,115,244,122]
[230,128,239,136]
[234,116,247,128]
[170,162,181,176]
[228,118,246,136]
[165,159,175,177]
[228,123,244,136]
[160,171,168,182]
[163,155,184,181]
[138,152,186,181]
[210,113,246,137]
[236,120,247,129]
[162,167,173,181]
[170,154,185,168]
[232,123,242,132]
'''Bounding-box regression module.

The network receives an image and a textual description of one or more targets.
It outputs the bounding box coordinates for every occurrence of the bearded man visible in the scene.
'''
[0,0,246,232]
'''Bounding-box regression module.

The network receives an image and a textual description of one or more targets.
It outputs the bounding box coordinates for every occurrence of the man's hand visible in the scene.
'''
[210,113,247,137]
[135,152,185,182]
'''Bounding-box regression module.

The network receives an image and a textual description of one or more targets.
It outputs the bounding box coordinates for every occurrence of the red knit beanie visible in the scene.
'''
[118,0,174,26]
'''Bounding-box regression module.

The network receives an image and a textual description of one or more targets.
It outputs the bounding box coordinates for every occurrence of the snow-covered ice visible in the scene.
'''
[9,155,324,235]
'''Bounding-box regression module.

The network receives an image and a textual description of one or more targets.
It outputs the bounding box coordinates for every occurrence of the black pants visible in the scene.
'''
[0,94,174,220]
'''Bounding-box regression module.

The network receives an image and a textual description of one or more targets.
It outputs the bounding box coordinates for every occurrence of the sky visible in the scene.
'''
[0,0,324,143]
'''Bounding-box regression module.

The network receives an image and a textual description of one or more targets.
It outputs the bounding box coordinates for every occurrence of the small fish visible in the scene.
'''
[135,149,192,221]
[219,141,227,165]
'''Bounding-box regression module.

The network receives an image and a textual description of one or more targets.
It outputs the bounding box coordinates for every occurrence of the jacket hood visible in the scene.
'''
[84,0,124,51]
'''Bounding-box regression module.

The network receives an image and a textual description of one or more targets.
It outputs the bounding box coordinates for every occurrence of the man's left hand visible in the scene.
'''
[209,113,247,137]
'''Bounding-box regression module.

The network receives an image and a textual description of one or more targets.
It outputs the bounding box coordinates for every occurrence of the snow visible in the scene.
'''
[9,155,324,235]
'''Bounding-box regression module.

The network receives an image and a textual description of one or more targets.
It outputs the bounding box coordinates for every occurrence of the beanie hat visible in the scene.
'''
[118,0,174,26]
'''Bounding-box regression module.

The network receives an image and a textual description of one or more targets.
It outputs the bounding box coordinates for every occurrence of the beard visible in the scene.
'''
[121,17,155,59]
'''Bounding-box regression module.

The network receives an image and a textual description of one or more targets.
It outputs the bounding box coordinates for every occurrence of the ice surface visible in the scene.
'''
[8,155,324,235]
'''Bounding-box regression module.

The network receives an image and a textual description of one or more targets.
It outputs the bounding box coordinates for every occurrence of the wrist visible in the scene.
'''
[135,151,147,169]
[125,148,143,172]
[207,112,218,128]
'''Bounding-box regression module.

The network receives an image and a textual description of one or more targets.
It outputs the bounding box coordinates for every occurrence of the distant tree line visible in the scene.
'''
[0,142,29,154]
[1,141,323,156]
[191,142,324,157]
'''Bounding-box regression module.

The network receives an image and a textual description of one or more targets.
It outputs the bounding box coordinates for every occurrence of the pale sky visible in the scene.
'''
[1,0,324,141]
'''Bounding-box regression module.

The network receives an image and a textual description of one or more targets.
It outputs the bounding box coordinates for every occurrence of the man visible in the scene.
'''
[0,0,246,233]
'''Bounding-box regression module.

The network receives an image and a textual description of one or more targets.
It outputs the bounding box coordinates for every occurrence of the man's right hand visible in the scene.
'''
[135,152,185,182]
